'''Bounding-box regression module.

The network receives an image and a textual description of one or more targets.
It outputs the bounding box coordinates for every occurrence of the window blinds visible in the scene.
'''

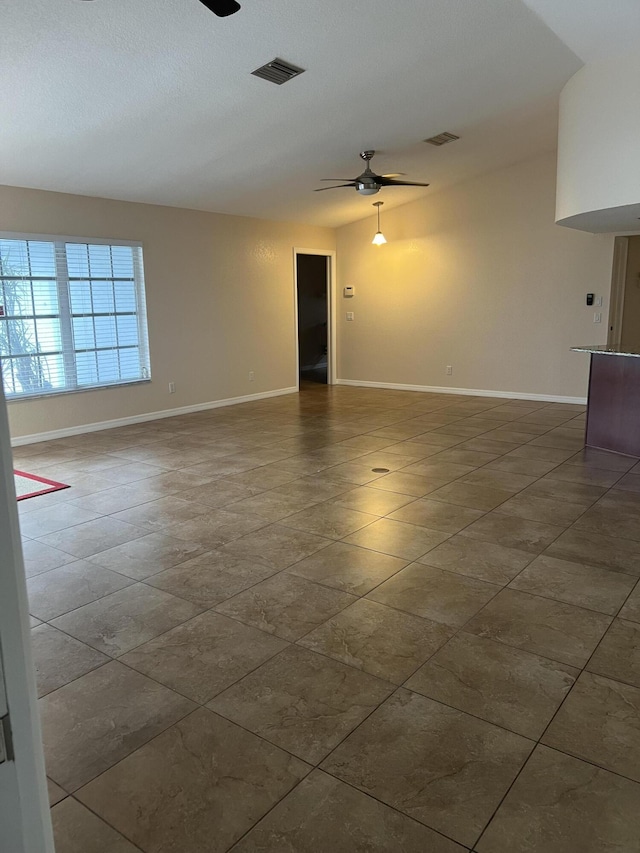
[0,236,150,399]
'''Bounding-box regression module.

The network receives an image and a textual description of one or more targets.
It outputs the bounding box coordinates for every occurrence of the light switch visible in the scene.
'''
[595,296,603,307]
[346,312,354,321]
[594,312,602,324]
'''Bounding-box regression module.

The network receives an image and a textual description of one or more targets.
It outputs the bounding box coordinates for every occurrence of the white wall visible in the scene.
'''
[336,153,614,401]
[0,185,334,439]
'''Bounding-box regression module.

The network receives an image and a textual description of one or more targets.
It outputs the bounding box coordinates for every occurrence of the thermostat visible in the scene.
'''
[343,286,355,298]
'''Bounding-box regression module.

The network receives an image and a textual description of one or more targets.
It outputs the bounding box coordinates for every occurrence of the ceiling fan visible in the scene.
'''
[316,150,429,196]
[198,0,241,15]
[80,0,242,16]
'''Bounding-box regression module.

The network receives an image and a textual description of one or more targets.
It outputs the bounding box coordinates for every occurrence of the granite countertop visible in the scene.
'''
[571,345,640,358]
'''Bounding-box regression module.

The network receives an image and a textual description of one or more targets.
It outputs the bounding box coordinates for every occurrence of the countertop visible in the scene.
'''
[571,345,640,358]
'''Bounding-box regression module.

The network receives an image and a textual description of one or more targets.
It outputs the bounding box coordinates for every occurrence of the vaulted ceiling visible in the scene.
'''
[2,0,637,227]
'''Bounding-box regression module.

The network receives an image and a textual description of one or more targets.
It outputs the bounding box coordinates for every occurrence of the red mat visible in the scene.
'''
[14,470,70,502]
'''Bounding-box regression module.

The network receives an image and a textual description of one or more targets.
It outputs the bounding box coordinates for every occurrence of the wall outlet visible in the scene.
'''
[168,382,176,394]
[346,312,354,321]
[445,365,453,375]
[248,371,255,381]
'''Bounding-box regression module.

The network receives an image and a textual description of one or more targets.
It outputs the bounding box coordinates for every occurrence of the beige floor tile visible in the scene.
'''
[497,493,586,526]
[521,477,606,507]
[230,489,316,522]
[269,475,355,502]
[145,549,275,607]
[281,503,378,540]
[400,460,477,483]
[216,573,355,641]
[232,770,466,853]
[343,518,450,560]
[418,534,533,585]
[507,445,577,464]
[322,689,532,847]
[209,645,393,763]
[426,481,515,512]
[460,468,537,491]
[221,523,333,570]
[487,455,561,477]
[86,532,207,580]
[76,708,309,853]
[367,563,499,627]
[178,480,254,507]
[476,745,640,853]
[20,539,77,578]
[406,631,577,738]
[109,494,214,530]
[299,598,453,683]
[572,497,640,543]
[31,624,109,697]
[287,541,407,595]
[426,448,502,467]
[544,461,623,488]
[19,502,101,539]
[388,498,484,534]
[543,671,640,781]
[368,471,444,497]
[220,466,300,493]
[121,610,287,703]
[620,582,640,622]
[568,447,637,471]
[167,507,268,549]
[588,619,640,688]
[47,777,67,806]
[38,516,148,559]
[27,560,134,620]
[462,512,565,554]
[465,588,611,667]
[51,798,139,853]
[546,528,640,575]
[508,554,636,614]
[51,583,203,656]
[41,660,195,790]
[330,485,416,516]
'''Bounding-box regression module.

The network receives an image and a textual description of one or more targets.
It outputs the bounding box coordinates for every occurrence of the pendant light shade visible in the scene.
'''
[372,201,387,245]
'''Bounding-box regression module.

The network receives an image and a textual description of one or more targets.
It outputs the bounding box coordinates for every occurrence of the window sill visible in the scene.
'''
[6,378,152,403]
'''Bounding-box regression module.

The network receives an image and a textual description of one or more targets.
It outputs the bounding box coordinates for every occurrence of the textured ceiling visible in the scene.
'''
[2,0,588,227]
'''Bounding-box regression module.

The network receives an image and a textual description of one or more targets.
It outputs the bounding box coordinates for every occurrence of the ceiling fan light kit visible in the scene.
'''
[198,0,241,16]
[316,150,429,196]
[372,202,387,245]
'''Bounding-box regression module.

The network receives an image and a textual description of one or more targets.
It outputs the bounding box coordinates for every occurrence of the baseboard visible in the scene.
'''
[335,378,587,406]
[11,386,298,447]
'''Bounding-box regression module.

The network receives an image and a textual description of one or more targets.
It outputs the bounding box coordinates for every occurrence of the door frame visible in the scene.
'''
[293,248,337,388]
[0,384,54,851]
[607,236,629,349]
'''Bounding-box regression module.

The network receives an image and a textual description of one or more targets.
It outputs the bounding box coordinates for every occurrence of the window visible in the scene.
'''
[0,236,150,399]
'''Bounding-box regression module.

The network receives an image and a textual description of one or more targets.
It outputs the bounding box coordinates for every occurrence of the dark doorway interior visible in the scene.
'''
[297,254,328,384]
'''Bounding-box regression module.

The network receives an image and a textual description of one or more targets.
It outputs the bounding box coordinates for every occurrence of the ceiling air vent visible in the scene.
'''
[424,131,460,147]
[251,58,306,85]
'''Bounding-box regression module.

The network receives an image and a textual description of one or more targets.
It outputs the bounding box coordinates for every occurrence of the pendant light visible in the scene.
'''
[371,201,387,245]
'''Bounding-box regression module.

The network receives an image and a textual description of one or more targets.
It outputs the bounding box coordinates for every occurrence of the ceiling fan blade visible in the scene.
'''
[198,0,241,16]
[314,184,358,192]
[319,178,358,182]
[376,177,430,187]
[381,173,405,178]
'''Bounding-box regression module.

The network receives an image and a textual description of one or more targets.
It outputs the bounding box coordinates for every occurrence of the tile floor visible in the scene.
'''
[14,383,640,852]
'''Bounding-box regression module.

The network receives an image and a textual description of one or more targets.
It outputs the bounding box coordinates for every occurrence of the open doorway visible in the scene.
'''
[294,249,336,386]
[608,235,640,349]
